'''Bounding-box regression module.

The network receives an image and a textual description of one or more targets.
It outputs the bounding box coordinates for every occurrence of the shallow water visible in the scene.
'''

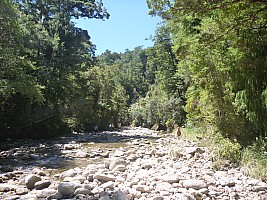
[0,128,162,173]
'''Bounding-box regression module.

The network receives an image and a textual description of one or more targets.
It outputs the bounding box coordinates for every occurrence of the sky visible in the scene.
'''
[74,0,161,55]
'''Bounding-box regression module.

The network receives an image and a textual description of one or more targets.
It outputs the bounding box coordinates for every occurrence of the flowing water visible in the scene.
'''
[0,127,161,173]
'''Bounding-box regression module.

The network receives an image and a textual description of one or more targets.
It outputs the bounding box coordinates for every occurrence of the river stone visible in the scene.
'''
[112,164,127,172]
[109,158,126,171]
[100,181,115,189]
[4,195,21,200]
[182,179,207,190]
[202,174,216,185]
[32,168,46,176]
[155,182,173,191]
[185,147,205,156]
[252,185,267,192]
[161,174,180,183]
[93,173,116,182]
[152,195,164,200]
[112,189,129,200]
[34,180,51,190]
[64,143,79,150]
[58,182,75,195]
[47,192,63,200]
[60,169,76,180]
[25,174,42,190]
[132,185,151,193]
[113,149,125,157]
[0,183,16,192]
[74,187,91,195]
[15,187,28,195]
[1,166,14,173]
[100,196,112,200]
[36,188,59,198]
[75,150,88,158]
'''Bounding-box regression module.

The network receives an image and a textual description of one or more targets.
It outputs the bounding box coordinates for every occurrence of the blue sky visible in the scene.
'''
[74,0,161,55]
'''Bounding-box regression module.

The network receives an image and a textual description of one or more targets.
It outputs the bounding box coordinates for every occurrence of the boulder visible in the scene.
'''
[100,196,112,200]
[112,190,129,200]
[34,180,51,190]
[58,182,75,195]
[25,174,42,190]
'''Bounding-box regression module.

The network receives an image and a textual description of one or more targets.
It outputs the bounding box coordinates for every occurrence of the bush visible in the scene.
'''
[241,136,267,179]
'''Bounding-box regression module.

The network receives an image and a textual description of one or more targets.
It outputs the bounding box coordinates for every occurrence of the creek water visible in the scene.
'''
[0,127,161,173]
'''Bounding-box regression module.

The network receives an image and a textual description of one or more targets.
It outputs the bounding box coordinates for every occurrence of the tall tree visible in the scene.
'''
[0,0,44,137]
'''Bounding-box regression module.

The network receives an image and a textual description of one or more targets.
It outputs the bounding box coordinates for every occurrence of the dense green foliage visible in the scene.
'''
[147,0,267,140]
[146,0,267,178]
[0,0,110,138]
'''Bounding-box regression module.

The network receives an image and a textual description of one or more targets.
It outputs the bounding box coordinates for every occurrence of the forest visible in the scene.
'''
[0,0,267,174]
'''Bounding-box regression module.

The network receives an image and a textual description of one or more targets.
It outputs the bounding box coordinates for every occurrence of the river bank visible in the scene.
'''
[0,127,266,199]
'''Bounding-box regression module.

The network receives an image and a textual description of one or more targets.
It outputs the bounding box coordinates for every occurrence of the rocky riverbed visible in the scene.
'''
[0,127,266,200]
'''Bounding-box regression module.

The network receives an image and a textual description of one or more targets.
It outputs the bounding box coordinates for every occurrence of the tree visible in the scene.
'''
[0,0,44,138]
[147,0,267,139]
[0,0,110,138]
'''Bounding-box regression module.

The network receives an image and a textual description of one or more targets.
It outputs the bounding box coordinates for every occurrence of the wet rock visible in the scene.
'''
[1,166,14,173]
[64,143,79,150]
[25,174,41,190]
[58,182,75,195]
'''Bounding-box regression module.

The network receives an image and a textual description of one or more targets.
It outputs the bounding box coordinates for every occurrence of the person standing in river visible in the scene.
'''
[176,126,181,137]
